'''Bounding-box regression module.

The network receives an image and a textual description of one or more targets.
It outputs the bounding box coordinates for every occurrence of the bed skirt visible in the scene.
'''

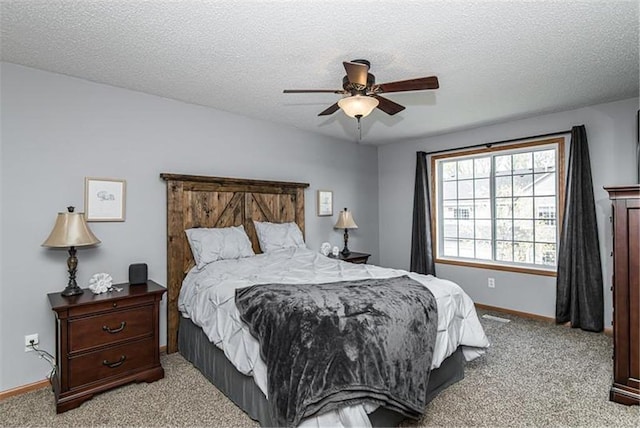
[178,316,464,427]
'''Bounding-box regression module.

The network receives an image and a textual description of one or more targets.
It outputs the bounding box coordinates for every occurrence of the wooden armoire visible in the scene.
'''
[605,185,639,405]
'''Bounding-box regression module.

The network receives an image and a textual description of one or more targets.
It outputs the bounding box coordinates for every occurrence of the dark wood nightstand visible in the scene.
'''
[329,251,371,264]
[47,280,166,413]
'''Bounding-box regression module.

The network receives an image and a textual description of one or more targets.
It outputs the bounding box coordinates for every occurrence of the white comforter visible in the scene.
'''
[178,247,489,427]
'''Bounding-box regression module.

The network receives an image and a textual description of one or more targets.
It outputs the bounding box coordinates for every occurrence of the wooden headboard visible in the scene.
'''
[160,173,309,353]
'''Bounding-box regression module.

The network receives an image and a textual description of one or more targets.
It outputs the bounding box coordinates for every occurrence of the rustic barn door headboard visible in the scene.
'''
[160,173,309,353]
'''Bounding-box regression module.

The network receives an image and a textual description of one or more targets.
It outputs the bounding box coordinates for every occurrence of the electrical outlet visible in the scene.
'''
[487,278,496,288]
[25,334,39,352]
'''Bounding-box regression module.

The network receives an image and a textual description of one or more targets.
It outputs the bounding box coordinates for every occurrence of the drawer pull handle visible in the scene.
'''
[112,302,117,308]
[103,355,126,368]
[102,321,126,334]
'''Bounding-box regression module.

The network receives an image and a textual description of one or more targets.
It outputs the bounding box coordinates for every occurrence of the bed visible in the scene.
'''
[160,173,489,427]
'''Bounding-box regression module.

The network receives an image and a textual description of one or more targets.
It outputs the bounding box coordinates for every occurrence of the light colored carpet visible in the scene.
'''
[1,310,638,427]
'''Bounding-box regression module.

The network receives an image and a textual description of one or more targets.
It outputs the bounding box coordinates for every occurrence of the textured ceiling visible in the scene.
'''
[1,1,638,144]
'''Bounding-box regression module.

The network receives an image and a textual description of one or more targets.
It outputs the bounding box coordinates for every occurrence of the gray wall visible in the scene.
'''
[0,63,379,391]
[378,97,639,328]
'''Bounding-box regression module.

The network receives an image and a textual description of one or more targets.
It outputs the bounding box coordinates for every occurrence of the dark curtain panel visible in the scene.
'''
[410,151,436,275]
[556,125,604,332]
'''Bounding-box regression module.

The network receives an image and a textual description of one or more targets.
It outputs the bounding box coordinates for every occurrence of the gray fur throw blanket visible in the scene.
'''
[235,275,438,427]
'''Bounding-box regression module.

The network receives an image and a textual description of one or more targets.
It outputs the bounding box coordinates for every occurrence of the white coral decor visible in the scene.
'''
[320,242,331,256]
[88,273,114,294]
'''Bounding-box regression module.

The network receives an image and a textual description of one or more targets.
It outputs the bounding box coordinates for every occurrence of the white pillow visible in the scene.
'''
[185,225,255,269]
[253,221,306,253]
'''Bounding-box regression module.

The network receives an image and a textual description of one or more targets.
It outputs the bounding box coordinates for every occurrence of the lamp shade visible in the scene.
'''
[334,208,358,230]
[42,208,101,248]
[337,95,379,118]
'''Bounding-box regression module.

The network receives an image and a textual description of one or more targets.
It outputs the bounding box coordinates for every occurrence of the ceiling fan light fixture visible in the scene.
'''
[337,95,379,118]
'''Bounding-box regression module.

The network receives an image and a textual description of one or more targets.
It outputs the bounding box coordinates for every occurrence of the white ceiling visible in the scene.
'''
[1,1,638,145]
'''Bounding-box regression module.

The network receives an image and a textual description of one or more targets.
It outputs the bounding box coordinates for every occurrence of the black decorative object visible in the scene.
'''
[129,263,148,285]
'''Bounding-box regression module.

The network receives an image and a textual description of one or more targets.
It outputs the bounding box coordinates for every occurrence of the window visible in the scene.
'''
[432,138,565,275]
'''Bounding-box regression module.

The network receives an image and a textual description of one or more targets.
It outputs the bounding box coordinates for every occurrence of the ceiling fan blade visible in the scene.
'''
[318,103,340,116]
[374,76,439,93]
[373,95,406,115]
[343,61,368,86]
[284,89,345,94]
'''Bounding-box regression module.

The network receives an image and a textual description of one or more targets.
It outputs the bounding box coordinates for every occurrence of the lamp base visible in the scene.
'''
[341,228,351,257]
[62,246,83,297]
[61,284,84,297]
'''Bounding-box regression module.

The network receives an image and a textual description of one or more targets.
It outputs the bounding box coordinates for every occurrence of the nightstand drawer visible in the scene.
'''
[69,306,154,352]
[68,294,154,317]
[68,337,155,389]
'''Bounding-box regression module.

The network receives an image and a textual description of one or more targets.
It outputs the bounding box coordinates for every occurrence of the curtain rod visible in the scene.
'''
[422,129,572,156]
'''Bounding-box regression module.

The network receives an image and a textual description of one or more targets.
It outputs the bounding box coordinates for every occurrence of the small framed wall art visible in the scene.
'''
[85,177,126,222]
[317,190,333,216]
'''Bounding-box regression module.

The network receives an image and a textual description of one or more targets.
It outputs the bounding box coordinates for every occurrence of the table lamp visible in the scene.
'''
[334,207,358,256]
[42,206,101,296]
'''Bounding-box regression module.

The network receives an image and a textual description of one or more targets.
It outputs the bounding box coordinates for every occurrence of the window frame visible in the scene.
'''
[430,137,566,277]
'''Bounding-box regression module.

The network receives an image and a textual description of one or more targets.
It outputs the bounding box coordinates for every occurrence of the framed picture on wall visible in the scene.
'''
[317,190,333,216]
[84,177,126,222]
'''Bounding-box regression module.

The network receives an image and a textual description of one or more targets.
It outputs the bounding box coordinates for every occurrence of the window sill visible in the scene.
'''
[435,257,557,277]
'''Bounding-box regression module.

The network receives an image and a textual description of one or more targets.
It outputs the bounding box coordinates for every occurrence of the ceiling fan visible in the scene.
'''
[283,59,439,120]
